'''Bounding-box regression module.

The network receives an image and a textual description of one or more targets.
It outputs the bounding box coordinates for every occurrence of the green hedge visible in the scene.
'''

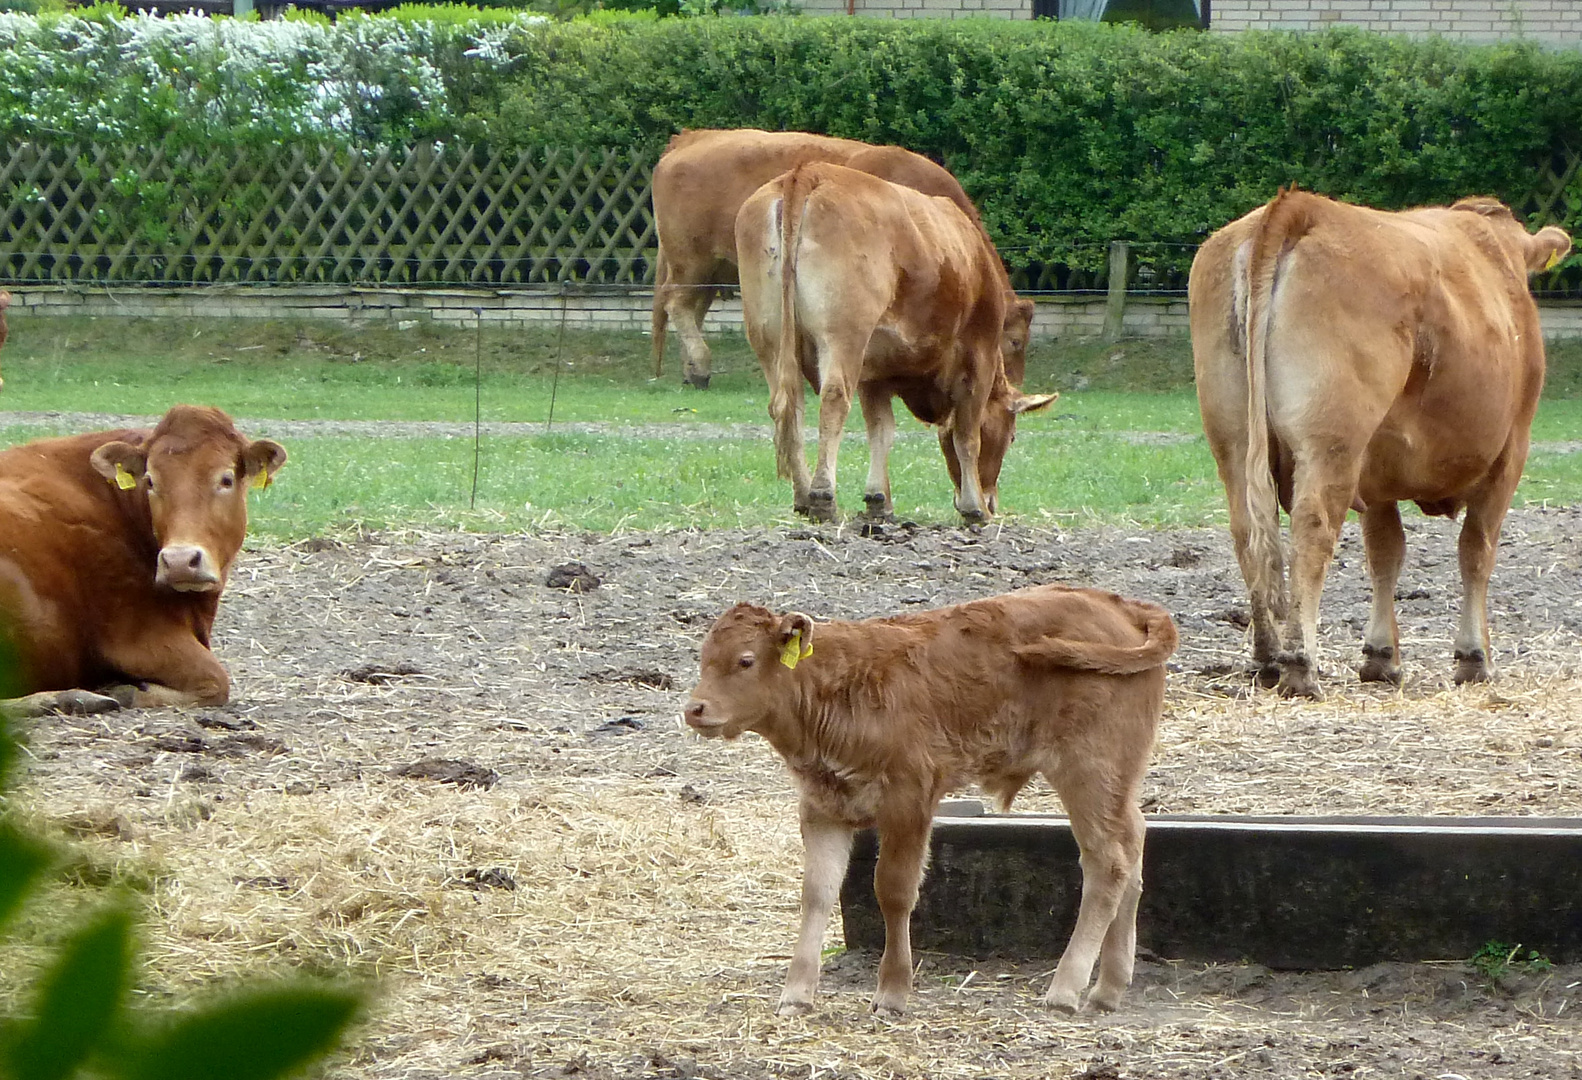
[461,18,1582,270]
[0,12,1579,275]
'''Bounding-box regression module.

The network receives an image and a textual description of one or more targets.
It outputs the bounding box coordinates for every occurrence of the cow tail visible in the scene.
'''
[1013,601,1179,675]
[1241,187,1307,624]
[651,246,669,377]
[771,166,811,483]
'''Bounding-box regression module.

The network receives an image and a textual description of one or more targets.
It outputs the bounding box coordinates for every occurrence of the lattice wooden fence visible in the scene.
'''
[0,143,660,287]
[2,140,1578,294]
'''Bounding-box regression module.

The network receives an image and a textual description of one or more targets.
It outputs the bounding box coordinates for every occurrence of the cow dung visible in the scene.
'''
[391,757,500,790]
[545,562,600,592]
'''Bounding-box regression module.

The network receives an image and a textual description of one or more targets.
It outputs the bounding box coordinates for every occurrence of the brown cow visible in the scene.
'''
[684,584,1177,1016]
[1190,188,1571,698]
[0,290,11,391]
[650,128,1035,389]
[0,405,286,716]
[735,162,1054,523]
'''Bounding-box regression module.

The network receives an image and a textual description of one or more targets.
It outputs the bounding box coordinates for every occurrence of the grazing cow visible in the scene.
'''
[684,584,1177,1017]
[0,290,11,390]
[1190,188,1571,697]
[735,162,1054,523]
[0,405,286,716]
[650,128,1035,389]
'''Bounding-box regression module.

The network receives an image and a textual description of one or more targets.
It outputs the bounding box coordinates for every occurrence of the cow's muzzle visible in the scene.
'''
[683,700,728,736]
[156,544,222,592]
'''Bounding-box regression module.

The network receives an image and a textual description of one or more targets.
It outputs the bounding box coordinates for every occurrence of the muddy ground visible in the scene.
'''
[13,509,1582,1079]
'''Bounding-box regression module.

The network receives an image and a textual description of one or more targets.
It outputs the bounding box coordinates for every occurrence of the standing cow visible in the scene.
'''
[650,128,1035,389]
[1190,188,1571,698]
[735,162,1054,523]
[684,584,1177,1016]
[0,405,286,716]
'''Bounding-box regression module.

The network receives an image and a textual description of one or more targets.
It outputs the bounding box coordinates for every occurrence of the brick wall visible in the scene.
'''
[1210,0,1582,45]
[7,284,1579,340]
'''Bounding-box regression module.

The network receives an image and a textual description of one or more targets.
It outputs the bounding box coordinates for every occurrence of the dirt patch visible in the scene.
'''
[12,510,1582,1078]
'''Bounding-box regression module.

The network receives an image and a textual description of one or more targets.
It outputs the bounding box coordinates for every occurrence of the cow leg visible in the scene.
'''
[665,284,718,389]
[859,383,897,520]
[1275,472,1356,699]
[1359,501,1406,685]
[807,371,855,523]
[1,689,123,719]
[1045,781,1144,1013]
[871,808,933,1016]
[779,808,855,1016]
[98,632,230,709]
[1453,469,1520,684]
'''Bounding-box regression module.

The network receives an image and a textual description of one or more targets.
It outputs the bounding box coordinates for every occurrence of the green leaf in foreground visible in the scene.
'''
[0,827,53,933]
[116,986,362,1080]
[4,907,135,1080]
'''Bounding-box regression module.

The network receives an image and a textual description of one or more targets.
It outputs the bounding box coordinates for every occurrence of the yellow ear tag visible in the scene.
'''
[113,463,138,490]
[251,470,271,491]
[779,630,813,670]
[1546,249,1565,272]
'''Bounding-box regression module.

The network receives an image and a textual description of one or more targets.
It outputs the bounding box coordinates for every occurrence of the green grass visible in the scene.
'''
[1,316,1580,538]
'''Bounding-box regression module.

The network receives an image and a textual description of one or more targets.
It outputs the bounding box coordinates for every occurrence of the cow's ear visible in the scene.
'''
[775,612,815,667]
[1009,392,1058,416]
[1526,226,1573,275]
[242,439,288,488]
[89,440,148,489]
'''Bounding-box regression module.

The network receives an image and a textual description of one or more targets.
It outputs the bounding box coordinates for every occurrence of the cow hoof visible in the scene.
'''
[869,999,906,1019]
[1358,646,1402,686]
[1084,988,1124,1013]
[1276,666,1323,700]
[862,494,893,521]
[802,493,837,523]
[55,689,124,715]
[1043,991,1081,1015]
[776,999,814,1017]
[1453,649,1491,685]
[1253,662,1281,689]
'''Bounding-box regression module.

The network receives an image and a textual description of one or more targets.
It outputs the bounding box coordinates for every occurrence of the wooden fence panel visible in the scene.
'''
[0,143,662,287]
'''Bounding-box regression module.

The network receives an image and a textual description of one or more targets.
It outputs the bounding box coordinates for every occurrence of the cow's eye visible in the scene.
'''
[144,474,156,493]
[219,471,236,491]
[738,653,755,670]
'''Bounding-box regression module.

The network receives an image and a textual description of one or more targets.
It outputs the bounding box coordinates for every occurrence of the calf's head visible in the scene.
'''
[89,405,286,593]
[684,603,814,739]
[999,297,1036,386]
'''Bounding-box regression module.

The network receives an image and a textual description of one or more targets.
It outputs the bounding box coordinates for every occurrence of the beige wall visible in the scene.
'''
[9,285,1582,340]
[1209,0,1582,44]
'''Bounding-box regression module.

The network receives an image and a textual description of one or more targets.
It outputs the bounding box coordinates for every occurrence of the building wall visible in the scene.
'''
[8,285,1581,340]
[1209,0,1582,44]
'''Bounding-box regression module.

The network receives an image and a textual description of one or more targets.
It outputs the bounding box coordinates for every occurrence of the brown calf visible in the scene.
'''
[0,405,286,716]
[684,584,1176,1016]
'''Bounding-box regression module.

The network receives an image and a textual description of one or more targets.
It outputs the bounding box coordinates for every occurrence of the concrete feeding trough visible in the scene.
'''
[840,803,1582,968]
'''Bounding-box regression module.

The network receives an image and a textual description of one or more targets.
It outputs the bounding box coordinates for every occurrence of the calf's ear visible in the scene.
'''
[776,612,815,662]
[242,439,288,489]
[90,440,148,489]
[1527,226,1572,275]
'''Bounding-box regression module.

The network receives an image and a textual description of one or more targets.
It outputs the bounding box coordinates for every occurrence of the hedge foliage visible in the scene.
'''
[1,11,1580,270]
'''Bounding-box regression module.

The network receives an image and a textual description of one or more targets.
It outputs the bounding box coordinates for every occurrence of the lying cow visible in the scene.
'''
[0,405,286,716]
[736,162,1054,523]
[1190,188,1571,697]
[684,584,1177,1016]
[650,128,1035,389]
